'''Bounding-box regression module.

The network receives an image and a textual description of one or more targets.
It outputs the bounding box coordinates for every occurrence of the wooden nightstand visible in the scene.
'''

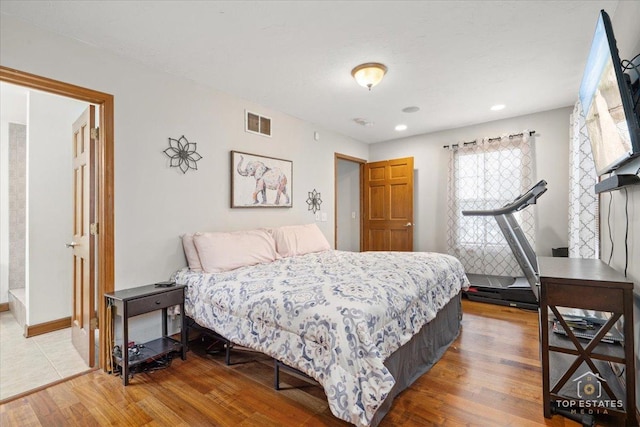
[105,283,187,385]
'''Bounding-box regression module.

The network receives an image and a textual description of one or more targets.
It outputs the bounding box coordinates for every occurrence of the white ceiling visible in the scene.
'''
[0,1,624,143]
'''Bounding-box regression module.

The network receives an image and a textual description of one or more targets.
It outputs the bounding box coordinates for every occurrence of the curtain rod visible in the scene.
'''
[442,130,536,149]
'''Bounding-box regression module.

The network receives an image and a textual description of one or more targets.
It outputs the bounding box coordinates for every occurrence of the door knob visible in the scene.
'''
[65,242,78,248]
[405,222,413,227]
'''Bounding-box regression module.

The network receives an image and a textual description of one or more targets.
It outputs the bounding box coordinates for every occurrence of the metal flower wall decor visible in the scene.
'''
[306,189,322,214]
[164,135,202,174]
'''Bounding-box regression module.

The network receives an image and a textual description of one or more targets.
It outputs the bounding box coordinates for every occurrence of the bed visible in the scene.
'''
[174,225,469,427]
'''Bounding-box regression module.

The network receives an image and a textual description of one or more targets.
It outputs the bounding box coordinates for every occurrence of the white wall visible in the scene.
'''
[27,91,87,325]
[0,121,8,304]
[370,107,572,257]
[0,15,368,288]
[0,83,27,304]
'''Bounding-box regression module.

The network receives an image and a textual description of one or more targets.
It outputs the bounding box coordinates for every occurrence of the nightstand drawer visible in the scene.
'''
[127,288,183,317]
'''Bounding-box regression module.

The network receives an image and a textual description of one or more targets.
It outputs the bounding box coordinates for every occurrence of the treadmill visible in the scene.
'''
[461,180,547,310]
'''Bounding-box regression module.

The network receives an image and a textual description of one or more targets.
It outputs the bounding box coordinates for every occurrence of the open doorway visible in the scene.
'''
[334,153,365,251]
[0,66,114,401]
[1,82,91,335]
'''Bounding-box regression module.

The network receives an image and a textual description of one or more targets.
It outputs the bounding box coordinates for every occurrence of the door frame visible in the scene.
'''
[334,153,366,251]
[0,66,115,370]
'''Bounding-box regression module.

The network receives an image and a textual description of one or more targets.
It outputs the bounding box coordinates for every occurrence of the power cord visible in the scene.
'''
[621,52,640,70]
[621,53,639,110]
[605,188,630,277]
[623,187,629,277]
[607,192,614,266]
[133,355,173,374]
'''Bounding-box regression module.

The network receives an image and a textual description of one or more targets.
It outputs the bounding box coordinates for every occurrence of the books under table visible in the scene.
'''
[551,316,624,344]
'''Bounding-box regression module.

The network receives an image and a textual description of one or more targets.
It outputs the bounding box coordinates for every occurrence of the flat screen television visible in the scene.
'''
[579,10,640,178]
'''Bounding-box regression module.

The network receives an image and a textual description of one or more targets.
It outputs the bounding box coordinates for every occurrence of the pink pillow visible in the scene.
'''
[193,229,279,273]
[181,234,202,271]
[271,224,331,257]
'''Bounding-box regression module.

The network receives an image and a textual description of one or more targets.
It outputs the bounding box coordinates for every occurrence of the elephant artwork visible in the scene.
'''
[231,151,292,207]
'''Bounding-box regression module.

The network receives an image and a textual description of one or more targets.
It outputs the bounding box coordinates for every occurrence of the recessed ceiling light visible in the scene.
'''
[402,106,420,113]
[395,124,408,131]
[490,104,506,111]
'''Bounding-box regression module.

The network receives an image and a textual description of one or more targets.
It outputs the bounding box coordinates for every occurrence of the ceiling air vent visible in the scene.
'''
[245,110,272,137]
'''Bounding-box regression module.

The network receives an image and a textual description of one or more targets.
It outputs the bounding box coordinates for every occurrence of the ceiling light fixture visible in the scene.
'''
[351,62,388,91]
[490,104,506,111]
[395,124,408,131]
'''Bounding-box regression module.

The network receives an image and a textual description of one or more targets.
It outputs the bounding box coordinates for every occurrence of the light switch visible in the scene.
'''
[351,212,356,219]
[315,212,320,221]
[321,212,327,222]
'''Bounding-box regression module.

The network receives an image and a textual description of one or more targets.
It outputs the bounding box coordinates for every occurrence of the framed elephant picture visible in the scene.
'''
[231,151,293,208]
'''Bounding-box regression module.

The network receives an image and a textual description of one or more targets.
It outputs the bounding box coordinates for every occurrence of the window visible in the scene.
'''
[447,134,535,276]
[456,148,524,248]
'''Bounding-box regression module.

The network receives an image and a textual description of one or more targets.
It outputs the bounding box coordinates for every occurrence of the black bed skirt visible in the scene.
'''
[371,292,463,426]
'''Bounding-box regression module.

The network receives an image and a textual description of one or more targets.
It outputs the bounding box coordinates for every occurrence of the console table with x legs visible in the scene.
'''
[538,257,637,427]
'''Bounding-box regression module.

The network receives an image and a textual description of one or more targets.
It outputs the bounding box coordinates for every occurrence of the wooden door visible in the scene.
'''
[363,157,414,251]
[71,105,96,367]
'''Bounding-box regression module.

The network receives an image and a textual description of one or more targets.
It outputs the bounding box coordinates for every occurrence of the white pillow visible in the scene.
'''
[270,223,331,257]
[193,229,279,273]
[181,234,202,271]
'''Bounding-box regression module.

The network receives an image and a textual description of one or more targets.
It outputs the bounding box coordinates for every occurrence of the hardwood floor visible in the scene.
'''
[0,299,581,426]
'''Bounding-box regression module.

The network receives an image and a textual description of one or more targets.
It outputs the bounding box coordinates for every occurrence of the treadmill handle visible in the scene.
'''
[462,180,547,216]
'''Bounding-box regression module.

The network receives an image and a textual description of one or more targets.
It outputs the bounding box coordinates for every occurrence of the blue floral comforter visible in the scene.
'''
[174,250,469,426]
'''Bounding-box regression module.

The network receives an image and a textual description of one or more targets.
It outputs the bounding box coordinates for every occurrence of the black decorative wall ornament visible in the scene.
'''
[164,135,202,174]
[306,189,322,214]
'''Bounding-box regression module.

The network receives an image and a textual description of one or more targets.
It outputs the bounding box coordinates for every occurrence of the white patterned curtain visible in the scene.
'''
[447,132,535,276]
[568,101,599,259]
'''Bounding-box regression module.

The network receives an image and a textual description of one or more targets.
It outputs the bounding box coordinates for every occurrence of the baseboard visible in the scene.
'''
[25,316,72,338]
[0,302,9,312]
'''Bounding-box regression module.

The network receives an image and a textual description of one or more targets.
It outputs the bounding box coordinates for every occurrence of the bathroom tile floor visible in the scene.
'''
[0,311,89,401]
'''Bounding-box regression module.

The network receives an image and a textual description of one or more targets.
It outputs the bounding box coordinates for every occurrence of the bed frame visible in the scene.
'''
[185,317,234,365]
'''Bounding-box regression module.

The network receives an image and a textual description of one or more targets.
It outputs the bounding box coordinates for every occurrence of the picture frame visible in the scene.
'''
[230,150,292,208]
